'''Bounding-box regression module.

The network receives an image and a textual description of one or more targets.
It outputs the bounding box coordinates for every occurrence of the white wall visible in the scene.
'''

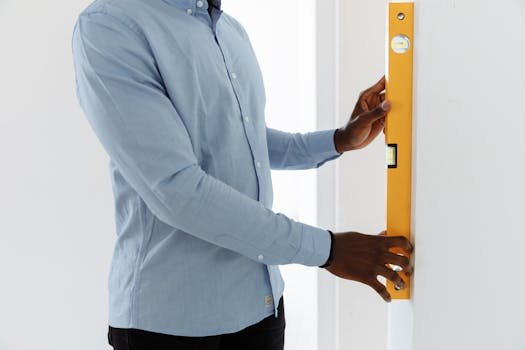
[407,0,525,349]
[316,1,393,349]
[315,1,340,349]
[0,1,113,349]
[335,1,390,349]
[322,1,525,349]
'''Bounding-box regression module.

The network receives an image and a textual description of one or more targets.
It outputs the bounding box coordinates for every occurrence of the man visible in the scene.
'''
[72,0,413,349]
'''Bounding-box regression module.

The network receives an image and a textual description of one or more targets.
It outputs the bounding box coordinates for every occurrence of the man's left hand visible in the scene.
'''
[334,76,391,153]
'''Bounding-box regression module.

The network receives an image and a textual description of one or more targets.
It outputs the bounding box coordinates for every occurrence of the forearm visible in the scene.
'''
[118,160,332,266]
[266,128,341,170]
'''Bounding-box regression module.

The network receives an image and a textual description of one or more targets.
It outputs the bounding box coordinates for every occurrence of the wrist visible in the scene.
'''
[334,128,345,154]
[319,230,335,268]
[334,128,352,154]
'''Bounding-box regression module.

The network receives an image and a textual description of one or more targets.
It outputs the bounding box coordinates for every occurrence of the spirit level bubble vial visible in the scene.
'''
[385,2,414,300]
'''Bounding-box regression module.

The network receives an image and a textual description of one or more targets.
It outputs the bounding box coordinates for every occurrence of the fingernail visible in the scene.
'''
[394,283,404,291]
[381,101,392,111]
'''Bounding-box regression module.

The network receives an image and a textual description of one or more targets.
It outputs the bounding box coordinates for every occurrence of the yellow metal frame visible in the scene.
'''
[386,2,414,300]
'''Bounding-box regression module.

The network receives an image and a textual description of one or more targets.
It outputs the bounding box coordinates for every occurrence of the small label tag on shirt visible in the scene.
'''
[264,295,273,307]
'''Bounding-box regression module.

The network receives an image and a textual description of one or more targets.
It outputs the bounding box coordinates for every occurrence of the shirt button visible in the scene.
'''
[231,72,237,79]
[196,0,204,7]
[186,8,193,14]
[258,254,264,261]
[244,116,250,122]
[256,161,262,168]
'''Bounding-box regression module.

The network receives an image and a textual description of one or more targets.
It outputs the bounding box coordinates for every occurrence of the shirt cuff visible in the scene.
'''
[291,223,332,267]
[305,129,342,167]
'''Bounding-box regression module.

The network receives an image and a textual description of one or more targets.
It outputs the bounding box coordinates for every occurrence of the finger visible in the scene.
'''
[360,81,386,107]
[384,236,413,253]
[367,76,386,94]
[386,263,414,277]
[369,279,391,302]
[368,117,385,138]
[356,121,384,149]
[382,252,410,271]
[355,118,386,149]
[355,78,386,117]
[377,267,406,290]
[360,99,369,113]
[359,101,391,124]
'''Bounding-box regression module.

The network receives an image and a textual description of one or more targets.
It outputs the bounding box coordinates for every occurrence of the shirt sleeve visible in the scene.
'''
[266,128,342,170]
[72,12,331,267]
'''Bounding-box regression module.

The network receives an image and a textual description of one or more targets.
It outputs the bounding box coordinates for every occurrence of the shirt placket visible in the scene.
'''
[209,13,265,202]
[186,4,278,316]
[208,7,279,317]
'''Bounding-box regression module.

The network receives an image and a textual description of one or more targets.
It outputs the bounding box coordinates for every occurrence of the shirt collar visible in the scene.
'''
[162,0,222,13]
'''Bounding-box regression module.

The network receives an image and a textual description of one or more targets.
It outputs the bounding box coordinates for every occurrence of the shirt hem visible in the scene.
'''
[108,305,278,337]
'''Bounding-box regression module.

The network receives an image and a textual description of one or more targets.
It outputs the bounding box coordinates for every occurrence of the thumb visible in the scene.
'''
[359,100,391,124]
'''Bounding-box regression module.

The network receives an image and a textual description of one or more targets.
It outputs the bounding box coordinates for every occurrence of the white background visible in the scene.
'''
[0,1,116,349]
[0,1,321,349]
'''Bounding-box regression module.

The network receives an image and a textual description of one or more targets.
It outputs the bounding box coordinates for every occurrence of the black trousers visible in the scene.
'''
[108,297,285,350]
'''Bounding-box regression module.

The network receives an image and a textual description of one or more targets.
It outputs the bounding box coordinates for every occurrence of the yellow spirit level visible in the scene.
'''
[386,2,414,300]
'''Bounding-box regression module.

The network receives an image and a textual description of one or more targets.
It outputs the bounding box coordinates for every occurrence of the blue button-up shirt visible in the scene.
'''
[72,0,341,337]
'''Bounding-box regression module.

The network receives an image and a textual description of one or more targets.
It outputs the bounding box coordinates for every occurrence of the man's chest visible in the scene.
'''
[141,11,266,118]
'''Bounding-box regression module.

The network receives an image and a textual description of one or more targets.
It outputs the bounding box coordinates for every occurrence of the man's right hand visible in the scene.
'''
[324,231,413,302]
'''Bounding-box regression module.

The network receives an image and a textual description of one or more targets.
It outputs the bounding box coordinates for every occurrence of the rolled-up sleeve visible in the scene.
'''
[267,128,342,170]
[72,12,331,267]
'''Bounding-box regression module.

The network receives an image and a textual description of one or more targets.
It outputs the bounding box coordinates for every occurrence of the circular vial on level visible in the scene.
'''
[397,12,406,20]
[391,34,411,54]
